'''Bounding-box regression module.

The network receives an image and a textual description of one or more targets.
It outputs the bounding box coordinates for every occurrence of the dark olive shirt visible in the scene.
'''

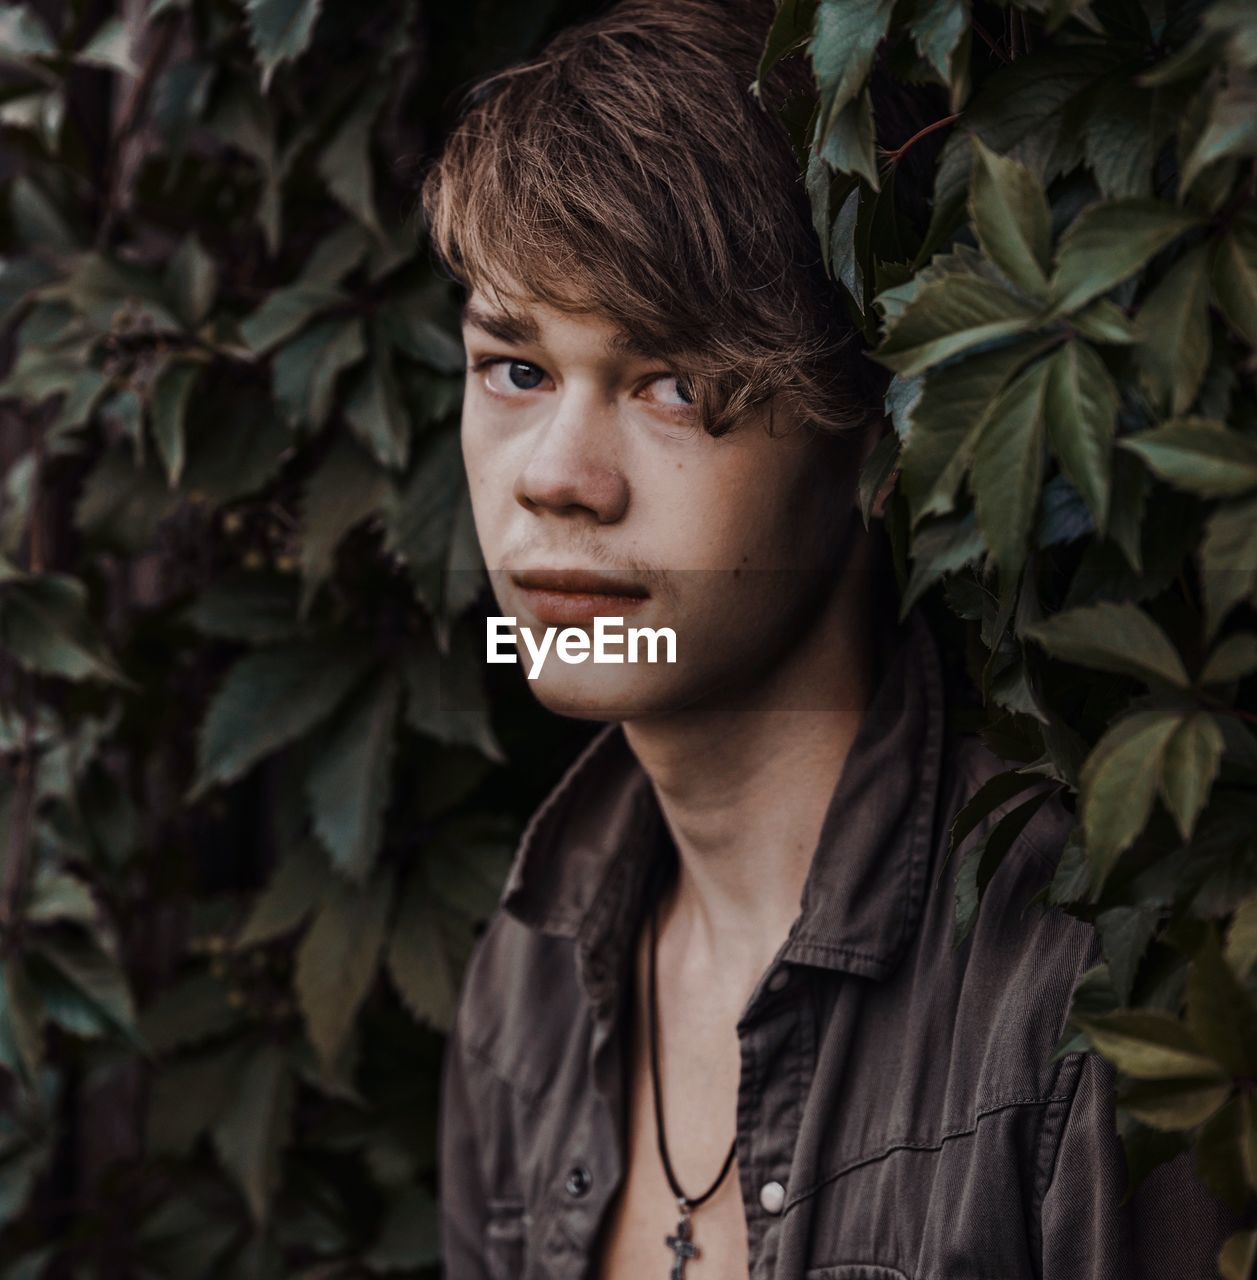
[437,605,1233,1279]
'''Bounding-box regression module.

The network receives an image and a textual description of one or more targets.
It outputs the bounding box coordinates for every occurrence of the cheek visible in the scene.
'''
[684,454,838,572]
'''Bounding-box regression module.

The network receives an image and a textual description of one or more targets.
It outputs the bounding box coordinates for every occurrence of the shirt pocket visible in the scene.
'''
[805,1268,910,1280]
[484,1196,529,1280]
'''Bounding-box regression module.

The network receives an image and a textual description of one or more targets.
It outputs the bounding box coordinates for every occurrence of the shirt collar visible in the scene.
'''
[498,601,947,992]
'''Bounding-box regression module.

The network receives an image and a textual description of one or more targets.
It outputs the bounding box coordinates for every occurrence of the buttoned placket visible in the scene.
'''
[536,818,651,1277]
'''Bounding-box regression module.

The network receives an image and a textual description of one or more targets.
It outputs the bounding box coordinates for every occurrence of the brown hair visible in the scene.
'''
[420,0,919,440]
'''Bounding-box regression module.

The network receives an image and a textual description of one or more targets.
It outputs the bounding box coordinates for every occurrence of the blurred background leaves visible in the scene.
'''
[0,0,598,1274]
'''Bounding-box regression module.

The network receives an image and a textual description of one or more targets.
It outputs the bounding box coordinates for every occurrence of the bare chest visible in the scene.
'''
[593,925,751,1279]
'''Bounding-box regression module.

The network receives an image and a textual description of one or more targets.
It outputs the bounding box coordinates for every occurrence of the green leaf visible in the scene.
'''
[752,0,818,96]
[807,0,893,159]
[908,0,968,84]
[385,866,469,1034]
[345,344,410,471]
[1181,80,1257,193]
[875,273,1040,377]
[164,235,216,329]
[401,625,504,763]
[1201,633,1257,685]
[30,935,141,1048]
[317,84,387,237]
[1022,600,1189,688]
[244,0,323,89]
[1220,1229,1257,1280]
[968,136,1051,296]
[1189,929,1257,1077]
[816,86,879,188]
[898,342,1039,526]
[304,666,401,882]
[298,436,392,616]
[1196,1097,1249,1210]
[0,7,56,56]
[1118,1076,1232,1131]
[1121,417,1257,499]
[210,1043,294,1223]
[1136,247,1211,416]
[1075,1009,1225,1079]
[1048,833,1095,905]
[1079,709,1182,889]
[383,431,475,620]
[150,361,200,489]
[76,17,138,76]
[1200,496,1257,641]
[365,1185,441,1271]
[1210,221,1257,347]
[1159,712,1224,841]
[301,224,371,285]
[1071,298,1137,345]
[1096,905,1160,1004]
[9,178,77,254]
[901,512,985,615]
[1082,79,1162,201]
[24,866,99,928]
[1044,340,1118,534]
[857,431,898,530]
[179,394,290,506]
[1243,1092,1257,1193]
[0,572,132,686]
[181,573,304,645]
[234,839,326,948]
[238,283,346,354]
[1049,200,1201,315]
[189,641,373,800]
[0,961,44,1085]
[148,1043,248,1158]
[972,356,1051,580]
[295,870,393,1068]
[272,315,365,429]
[379,293,466,373]
[137,972,240,1056]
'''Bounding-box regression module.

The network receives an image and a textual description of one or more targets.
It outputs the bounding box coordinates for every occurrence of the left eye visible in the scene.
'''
[484,360,546,392]
[650,375,694,408]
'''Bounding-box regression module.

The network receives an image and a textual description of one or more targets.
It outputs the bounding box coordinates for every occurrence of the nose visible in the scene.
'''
[514,384,628,524]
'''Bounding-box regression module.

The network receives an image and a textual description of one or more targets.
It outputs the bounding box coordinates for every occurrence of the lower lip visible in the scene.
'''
[516,588,650,626]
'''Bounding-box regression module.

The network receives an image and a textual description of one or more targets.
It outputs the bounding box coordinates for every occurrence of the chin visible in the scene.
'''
[523,666,702,724]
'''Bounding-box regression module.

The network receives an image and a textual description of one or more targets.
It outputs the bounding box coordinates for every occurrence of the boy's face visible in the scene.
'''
[459,281,878,723]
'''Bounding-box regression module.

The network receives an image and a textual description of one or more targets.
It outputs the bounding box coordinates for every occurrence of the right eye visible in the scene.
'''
[472,357,551,396]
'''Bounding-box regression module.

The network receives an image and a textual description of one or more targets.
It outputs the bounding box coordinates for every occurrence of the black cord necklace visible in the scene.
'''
[648,888,737,1278]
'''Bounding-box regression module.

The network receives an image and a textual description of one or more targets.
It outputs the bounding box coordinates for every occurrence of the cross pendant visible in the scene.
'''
[664,1207,700,1278]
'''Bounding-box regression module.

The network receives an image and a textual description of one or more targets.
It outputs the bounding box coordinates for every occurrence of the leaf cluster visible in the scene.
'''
[762,0,1257,1270]
[0,0,593,1274]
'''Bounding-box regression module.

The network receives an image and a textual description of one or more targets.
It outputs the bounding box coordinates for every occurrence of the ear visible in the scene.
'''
[850,416,898,522]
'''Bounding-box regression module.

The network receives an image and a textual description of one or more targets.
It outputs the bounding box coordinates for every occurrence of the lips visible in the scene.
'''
[509,568,650,627]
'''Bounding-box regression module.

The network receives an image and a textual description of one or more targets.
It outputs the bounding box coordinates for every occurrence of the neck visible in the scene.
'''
[622,529,885,995]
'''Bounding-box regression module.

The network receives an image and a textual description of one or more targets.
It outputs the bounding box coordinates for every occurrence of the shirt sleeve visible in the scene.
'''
[437,1020,493,1280]
[1040,1050,1237,1280]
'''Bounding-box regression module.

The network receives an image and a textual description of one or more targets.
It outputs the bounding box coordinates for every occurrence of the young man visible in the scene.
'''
[421,2,1234,1276]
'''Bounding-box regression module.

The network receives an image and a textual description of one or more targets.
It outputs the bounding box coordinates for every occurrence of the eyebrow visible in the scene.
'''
[461,299,662,362]
[461,300,540,346]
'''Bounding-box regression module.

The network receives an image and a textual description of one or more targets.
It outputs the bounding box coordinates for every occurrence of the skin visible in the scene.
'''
[460,275,891,1275]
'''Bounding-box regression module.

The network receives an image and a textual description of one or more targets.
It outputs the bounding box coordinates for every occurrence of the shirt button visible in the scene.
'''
[564,1164,593,1197]
[759,1180,786,1214]
[767,967,791,993]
